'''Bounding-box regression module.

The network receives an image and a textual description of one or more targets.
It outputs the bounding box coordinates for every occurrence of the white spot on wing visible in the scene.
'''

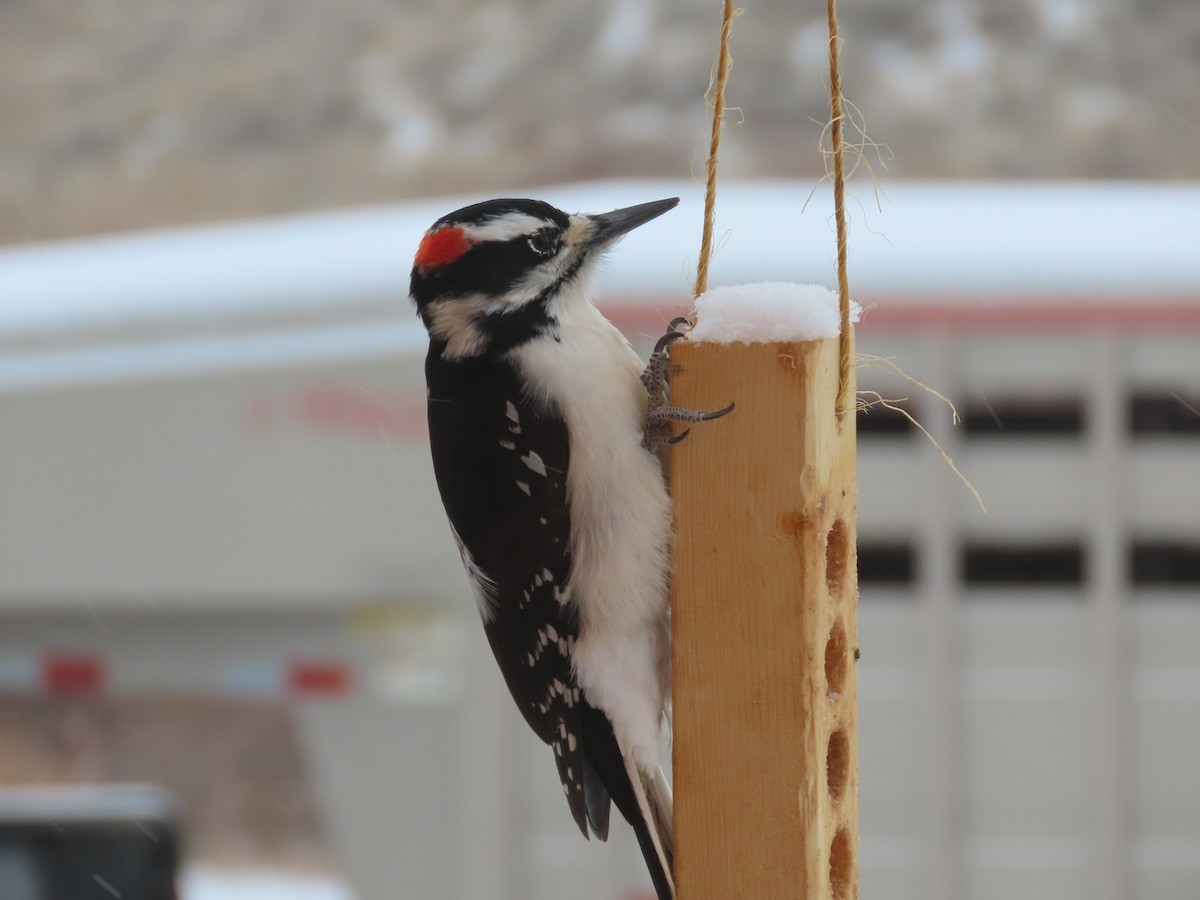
[499,439,516,450]
[505,401,520,423]
[516,481,531,496]
[521,451,547,476]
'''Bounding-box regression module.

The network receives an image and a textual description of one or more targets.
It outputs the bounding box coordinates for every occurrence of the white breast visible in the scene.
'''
[512,283,673,773]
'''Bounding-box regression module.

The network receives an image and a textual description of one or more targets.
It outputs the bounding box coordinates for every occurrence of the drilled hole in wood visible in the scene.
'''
[827,727,850,803]
[825,517,849,598]
[830,827,854,900]
[825,619,848,697]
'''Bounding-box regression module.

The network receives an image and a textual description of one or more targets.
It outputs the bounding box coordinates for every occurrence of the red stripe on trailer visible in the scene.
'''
[599,297,1200,334]
[42,654,104,693]
[298,384,428,440]
[287,662,352,697]
[858,299,1200,332]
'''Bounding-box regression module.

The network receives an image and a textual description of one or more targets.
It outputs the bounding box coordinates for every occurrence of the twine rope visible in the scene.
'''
[695,0,852,419]
[693,0,735,300]
[827,0,852,420]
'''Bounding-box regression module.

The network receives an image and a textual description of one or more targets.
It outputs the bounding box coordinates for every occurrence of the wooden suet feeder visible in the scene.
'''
[670,326,858,900]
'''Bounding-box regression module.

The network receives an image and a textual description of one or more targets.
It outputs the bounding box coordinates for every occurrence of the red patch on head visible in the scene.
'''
[415,226,471,271]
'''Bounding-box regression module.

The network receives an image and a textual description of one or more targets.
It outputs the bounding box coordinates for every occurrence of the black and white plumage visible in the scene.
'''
[411,197,680,899]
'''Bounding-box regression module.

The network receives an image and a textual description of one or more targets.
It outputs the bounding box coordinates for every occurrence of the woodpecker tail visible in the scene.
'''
[580,704,675,899]
[624,758,675,900]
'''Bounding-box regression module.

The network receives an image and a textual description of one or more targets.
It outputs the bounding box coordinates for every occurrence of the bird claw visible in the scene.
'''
[641,319,734,451]
[665,428,691,445]
[698,402,735,422]
[653,318,692,355]
[653,329,687,356]
[641,318,691,397]
[644,402,735,450]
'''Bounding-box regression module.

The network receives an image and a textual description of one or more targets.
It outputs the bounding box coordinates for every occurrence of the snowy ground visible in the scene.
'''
[182,867,354,900]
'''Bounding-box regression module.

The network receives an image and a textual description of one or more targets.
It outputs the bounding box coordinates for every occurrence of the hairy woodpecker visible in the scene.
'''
[411,196,727,899]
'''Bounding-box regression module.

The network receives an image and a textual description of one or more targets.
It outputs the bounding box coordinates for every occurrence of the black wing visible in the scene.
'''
[426,351,593,836]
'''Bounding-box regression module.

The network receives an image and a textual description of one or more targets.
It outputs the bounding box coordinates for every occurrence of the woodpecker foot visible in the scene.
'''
[644,402,735,450]
[640,317,691,398]
[641,318,734,450]
[649,402,736,426]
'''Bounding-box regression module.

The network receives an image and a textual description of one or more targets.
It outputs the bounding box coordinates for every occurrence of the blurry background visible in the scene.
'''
[4,0,1200,245]
[1,1,1198,899]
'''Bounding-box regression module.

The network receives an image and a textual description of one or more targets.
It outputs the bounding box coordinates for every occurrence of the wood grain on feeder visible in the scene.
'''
[669,328,859,900]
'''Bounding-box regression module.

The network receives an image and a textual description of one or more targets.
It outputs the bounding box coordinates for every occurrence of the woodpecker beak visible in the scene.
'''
[586,197,680,248]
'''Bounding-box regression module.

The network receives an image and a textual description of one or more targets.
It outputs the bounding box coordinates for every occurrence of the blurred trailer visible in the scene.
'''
[0,784,179,900]
[0,180,1198,900]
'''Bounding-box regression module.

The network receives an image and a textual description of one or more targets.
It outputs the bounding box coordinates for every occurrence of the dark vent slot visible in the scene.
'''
[1131,542,1200,586]
[856,399,915,438]
[858,543,915,586]
[962,397,1084,437]
[1129,392,1200,437]
[962,543,1084,586]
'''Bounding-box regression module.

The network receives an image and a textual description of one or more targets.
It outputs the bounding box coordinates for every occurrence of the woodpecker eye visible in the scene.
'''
[528,230,559,258]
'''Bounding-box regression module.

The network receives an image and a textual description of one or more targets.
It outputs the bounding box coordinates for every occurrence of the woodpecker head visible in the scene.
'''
[411,197,679,360]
